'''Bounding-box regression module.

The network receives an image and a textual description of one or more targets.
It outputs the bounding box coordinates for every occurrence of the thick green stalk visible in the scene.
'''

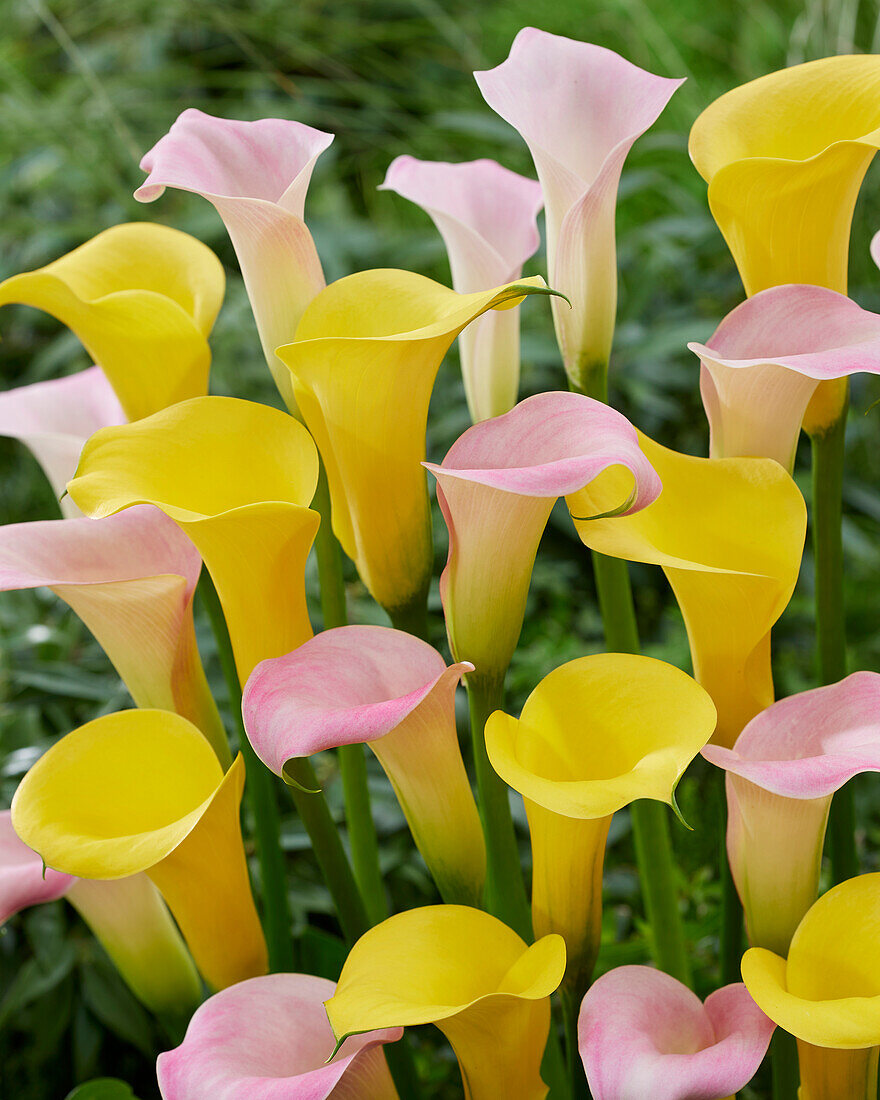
[811,409,858,884]
[561,988,589,1100]
[283,758,370,945]
[719,845,744,986]
[772,1031,800,1100]
[312,465,388,924]
[467,675,532,941]
[591,551,693,987]
[197,570,295,973]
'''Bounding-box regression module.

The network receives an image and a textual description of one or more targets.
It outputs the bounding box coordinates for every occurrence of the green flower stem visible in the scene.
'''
[197,569,295,973]
[719,841,744,986]
[772,1031,800,1100]
[591,551,693,988]
[313,464,388,925]
[283,758,370,945]
[388,589,430,641]
[811,409,858,884]
[466,675,532,941]
[561,988,589,1100]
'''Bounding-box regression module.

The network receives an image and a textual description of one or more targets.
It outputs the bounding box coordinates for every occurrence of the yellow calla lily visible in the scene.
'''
[486,653,716,997]
[568,434,806,747]
[325,905,566,1100]
[11,709,267,991]
[742,873,880,1099]
[0,223,224,422]
[276,269,556,624]
[67,395,320,683]
[689,55,880,431]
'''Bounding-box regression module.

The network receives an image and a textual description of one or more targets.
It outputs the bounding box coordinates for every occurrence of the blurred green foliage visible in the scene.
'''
[0,0,879,1096]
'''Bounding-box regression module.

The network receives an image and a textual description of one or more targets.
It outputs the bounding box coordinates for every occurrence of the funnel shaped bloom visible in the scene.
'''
[743,874,880,1097]
[11,709,267,990]
[486,654,715,995]
[689,56,880,299]
[0,224,224,422]
[380,156,542,421]
[158,973,402,1100]
[136,109,332,413]
[243,625,485,906]
[689,56,880,433]
[277,270,554,620]
[67,396,319,682]
[326,905,566,1100]
[0,367,124,516]
[569,435,806,747]
[424,391,661,689]
[703,672,880,955]
[475,28,683,393]
[1,812,202,1014]
[0,506,228,763]
[690,285,880,469]
[578,966,774,1100]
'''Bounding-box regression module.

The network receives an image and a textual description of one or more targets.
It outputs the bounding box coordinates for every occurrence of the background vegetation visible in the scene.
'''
[1,0,879,1096]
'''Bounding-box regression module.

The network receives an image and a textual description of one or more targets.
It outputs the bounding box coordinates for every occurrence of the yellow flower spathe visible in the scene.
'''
[0,223,225,422]
[67,396,320,683]
[569,434,806,748]
[689,55,880,431]
[486,653,716,995]
[276,269,557,623]
[326,905,566,1100]
[11,709,267,991]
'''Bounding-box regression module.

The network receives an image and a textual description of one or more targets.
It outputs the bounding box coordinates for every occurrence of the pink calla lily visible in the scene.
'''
[243,625,486,905]
[578,966,774,1100]
[0,366,124,516]
[423,391,661,689]
[157,973,402,1100]
[703,671,880,953]
[0,811,201,1014]
[136,108,333,412]
[689,284,880,469]
[0,506,227,764]
[475,28,683,394]
[380,156,542,420]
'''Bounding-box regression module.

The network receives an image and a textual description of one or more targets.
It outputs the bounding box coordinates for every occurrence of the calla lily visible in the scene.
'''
[578,966,774,1100]
[276,270,555,624]
[742,873,880,1099]
[689,55,880,432]
[1,811,201,1014]
[243,625,485,906]
[703,672,880,956]
[0,223,224,422]
[0,366,124,516]
[326,905,566,1100]
[424,391,661,692]
[136,108,332,413]
[379,156,542,421]
[11,709,267,990]
[486,653,715,997]
[689,284,880,470]
[475,27,683,395]
[569,434,806,747]
[67,396,320,683]
[0,506,228,764]
[157,973,402,1100]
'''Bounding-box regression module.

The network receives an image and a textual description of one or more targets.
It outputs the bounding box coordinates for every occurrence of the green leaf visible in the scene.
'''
[79,961,155,1059]
[64,1079,140,1100]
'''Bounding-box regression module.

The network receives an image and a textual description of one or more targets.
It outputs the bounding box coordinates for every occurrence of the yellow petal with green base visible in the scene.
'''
[67,395,320,683]
[569,434,806,747]
[11,709,267,991]
[276,269,557,621]
[326,904,566,1100]
[0,223,224,422]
